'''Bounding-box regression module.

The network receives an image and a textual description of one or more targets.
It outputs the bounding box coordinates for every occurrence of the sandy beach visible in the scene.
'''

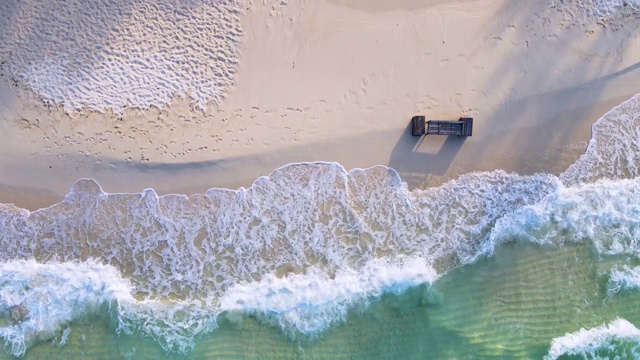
[0,0,639,208]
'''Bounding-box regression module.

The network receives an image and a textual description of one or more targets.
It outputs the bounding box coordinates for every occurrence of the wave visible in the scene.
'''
[219,256,437,340]
[0,260,134,357]
[488,177,640,257]
[0,164,558,354]
[545,318,640,360]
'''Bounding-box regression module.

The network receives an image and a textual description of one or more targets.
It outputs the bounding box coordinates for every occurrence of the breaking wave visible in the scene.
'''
[545,318,640,360]
[0,164,559,355]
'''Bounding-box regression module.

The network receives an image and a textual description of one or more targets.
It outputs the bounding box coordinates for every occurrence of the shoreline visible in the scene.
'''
[1,0,640,210]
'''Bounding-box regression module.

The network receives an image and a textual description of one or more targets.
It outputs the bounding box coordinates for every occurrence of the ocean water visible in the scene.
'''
[1,93,640,359]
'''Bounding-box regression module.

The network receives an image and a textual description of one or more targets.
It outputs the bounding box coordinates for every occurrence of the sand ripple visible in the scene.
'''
[0,0,244,115]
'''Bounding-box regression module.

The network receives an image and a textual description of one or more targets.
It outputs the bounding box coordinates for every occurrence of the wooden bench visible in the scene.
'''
[411,116,473,137]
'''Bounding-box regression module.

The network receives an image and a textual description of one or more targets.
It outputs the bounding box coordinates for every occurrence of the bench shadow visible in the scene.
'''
[389,121,467,189]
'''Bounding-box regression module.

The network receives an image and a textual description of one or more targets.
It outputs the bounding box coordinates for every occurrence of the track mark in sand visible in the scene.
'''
[17,118,41,130]
[359,72,377,95]
[343,90,358,101]
[459,106,480,116]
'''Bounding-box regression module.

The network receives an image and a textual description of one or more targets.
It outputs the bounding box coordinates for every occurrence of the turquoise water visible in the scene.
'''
[1,95,640,359]
[4,242,640,359]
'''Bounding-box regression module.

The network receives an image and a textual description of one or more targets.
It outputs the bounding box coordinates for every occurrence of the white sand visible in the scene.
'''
[1,0,640,209]
[0,0,243,114]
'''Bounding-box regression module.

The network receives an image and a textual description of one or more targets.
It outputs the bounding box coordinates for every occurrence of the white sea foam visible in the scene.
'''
[545,318,640,360]
[607,265,640,297]
[0,163,559,353]
[489,178,640,257]
[0,258,221,356]
[0,260,135,357]
[0,0,243,114]
[561,92,640,186]
[220,256,438,339]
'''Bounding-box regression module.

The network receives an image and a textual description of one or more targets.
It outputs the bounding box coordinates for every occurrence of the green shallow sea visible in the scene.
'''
[8,240,637,360]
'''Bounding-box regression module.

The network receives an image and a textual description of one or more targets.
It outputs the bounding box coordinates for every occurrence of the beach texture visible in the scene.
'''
[1,0,640,359]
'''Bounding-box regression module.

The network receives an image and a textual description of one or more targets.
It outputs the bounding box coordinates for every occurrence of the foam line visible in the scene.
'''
[561,93,640,186]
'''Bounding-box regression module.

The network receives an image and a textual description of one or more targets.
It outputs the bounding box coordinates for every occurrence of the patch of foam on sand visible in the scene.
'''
[0,0,243,115]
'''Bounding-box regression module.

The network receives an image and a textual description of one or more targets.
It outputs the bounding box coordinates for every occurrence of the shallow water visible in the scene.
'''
[2,240,639,359]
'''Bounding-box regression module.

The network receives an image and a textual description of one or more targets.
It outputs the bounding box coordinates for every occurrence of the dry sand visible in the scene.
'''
[1,0,639,210]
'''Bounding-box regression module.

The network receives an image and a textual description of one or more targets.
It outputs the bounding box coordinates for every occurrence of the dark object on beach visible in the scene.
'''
[411,115,426,136]
[411,116,473,137]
